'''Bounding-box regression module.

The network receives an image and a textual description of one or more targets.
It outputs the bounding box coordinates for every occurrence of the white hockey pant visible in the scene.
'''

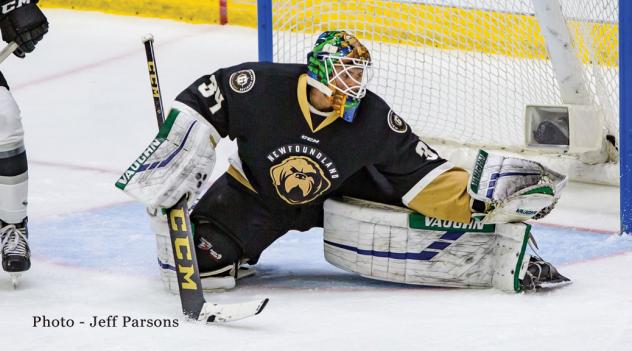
[0,87,27,224]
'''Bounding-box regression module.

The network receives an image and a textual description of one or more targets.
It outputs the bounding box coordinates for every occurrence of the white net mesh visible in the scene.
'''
[559,0,619,148]
[271,0,619,158]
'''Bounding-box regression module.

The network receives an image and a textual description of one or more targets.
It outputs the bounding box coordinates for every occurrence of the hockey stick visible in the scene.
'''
[141,34,268,323]
[0,42,19,64]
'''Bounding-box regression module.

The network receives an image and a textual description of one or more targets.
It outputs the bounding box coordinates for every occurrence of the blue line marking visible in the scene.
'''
[158,258,176,271]
[158,121,197,167]
[440,231,465,241]
[486,172,541,197]
[486,173,498,198]
[324,240,439,261]
[428,241,451,250]
[147,161,160,170]
[415,251,439,260]
[137,121,197,172]
[498,172,541,177]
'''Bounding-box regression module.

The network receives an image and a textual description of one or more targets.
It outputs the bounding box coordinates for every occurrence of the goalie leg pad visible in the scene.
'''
[323,198,530,292]
[491,224,531,292]
[150,209,251,293]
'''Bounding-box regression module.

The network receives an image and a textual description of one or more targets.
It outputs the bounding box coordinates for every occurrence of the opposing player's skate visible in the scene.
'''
[1,218,30,288]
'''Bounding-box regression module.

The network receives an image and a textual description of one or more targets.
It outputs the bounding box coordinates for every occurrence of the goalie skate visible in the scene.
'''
[520,256,572,291]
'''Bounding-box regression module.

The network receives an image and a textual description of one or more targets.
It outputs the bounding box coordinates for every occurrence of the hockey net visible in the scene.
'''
[266,0,619,184]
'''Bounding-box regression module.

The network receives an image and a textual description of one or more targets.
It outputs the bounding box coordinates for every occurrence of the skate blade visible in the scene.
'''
[10,273,21,289]
[537,279,572,290]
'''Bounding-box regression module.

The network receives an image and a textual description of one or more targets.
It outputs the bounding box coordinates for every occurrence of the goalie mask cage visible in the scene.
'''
[256,0,631,233]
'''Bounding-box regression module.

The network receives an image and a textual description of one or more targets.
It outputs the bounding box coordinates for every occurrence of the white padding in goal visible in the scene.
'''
[323,197,530,291]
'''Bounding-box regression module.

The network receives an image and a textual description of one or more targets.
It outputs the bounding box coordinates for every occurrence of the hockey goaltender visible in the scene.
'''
[117,31,570,293]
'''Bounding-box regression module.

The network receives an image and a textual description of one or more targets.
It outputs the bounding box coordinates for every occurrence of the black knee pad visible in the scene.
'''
[0,151,27,177]
[194,221,243,273]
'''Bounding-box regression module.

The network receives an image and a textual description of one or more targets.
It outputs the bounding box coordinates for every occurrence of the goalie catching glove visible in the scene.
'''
[115,107,216,209]
[468,150,567,223]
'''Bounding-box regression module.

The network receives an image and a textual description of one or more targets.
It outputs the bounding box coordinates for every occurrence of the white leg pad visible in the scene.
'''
[150,209,238,293]
[491,224,531,292]
[323,198,530,292]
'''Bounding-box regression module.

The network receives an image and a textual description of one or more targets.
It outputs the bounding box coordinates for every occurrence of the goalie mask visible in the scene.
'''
[307,30,372,122]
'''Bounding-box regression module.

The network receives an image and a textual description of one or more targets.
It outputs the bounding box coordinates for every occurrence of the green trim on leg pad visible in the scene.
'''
[513,224,531,292]
[469,149,488,194]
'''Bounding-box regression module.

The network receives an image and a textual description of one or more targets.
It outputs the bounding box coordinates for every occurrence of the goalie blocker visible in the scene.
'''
[115,105,217,209]
[323,197,569,292]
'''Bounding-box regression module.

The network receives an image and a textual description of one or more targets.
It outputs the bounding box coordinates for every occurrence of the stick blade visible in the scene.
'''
[199,298,270,323]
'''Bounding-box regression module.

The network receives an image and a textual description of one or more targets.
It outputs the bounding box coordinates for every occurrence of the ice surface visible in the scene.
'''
[0,9,630,351]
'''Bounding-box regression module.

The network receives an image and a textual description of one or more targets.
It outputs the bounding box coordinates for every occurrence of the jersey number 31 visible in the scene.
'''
[198,75,224,115]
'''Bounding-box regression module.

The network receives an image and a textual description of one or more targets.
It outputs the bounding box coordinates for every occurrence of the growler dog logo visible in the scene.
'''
[270,156,332,205]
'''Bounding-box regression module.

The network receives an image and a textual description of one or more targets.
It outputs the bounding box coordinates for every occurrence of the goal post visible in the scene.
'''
[619,0,630,233]
[256,0,628,232]
[257,0,273,62]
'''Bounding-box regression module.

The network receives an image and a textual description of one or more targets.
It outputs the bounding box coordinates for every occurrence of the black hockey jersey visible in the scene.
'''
[175,62,469,220]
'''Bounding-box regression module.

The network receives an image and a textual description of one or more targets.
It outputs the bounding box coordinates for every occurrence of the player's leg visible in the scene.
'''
[323,197,570,292]
[194,174,296,282]
[0,72,30,274]
[154,174,291,292]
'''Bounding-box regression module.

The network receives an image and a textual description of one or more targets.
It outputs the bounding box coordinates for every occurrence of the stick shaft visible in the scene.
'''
[142,37,166,127]
[141,34,207,320]
[0,42,18,64]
